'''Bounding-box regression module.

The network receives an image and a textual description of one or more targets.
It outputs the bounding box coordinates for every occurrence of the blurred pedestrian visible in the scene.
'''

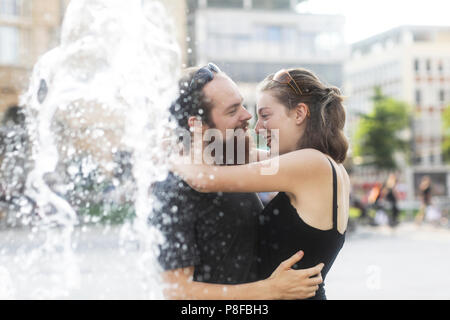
[367,182,382,206]
[368,182,388,226]
[351,195,368,222]
[384,173,399,227]
[416,175,432,224]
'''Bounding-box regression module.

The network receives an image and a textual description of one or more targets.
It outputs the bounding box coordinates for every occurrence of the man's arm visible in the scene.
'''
[161,251,324,300]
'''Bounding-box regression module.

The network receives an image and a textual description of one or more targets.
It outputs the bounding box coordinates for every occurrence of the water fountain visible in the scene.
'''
[0,0,180,299]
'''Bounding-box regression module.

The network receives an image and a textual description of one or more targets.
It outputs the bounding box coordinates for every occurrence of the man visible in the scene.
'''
[150,63,323,299]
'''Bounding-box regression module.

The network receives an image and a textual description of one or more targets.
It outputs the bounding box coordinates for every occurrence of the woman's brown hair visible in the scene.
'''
[258,68,348,163]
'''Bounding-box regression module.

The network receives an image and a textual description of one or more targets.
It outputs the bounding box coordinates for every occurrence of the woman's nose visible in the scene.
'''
[255,118,264,133]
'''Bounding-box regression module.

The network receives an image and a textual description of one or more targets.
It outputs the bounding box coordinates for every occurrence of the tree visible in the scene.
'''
[353,87,411,170]
[443,105,450,163]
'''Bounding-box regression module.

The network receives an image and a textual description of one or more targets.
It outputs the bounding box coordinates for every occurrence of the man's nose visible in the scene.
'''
[240,107,252,121]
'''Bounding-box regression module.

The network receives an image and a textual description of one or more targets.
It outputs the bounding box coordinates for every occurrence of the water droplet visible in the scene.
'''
[68,165,78,176]
[37,79,48,104]
[20,202,33,215]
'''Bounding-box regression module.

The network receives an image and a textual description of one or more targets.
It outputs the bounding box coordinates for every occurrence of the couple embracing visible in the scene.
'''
[150,63,349,300]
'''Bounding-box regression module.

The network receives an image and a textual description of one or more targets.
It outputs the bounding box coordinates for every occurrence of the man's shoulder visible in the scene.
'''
[153,172,191,193]
[151,171,212,205]
[152,172,262,210]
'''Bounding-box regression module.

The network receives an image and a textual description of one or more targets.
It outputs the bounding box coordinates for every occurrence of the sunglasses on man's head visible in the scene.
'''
[273,69,303,95]
[189,62,221,91]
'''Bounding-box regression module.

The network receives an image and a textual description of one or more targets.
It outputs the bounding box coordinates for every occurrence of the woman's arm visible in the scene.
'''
[173,148,328,193]
[256,148,271,161]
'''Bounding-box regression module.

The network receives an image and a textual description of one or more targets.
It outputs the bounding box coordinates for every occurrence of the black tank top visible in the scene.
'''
[257,159,346,300]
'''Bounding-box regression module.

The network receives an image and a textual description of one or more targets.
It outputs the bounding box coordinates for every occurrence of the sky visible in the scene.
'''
[296,0,450,44]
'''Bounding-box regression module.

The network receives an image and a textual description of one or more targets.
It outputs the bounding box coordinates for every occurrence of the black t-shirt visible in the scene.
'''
[150,172,263,284]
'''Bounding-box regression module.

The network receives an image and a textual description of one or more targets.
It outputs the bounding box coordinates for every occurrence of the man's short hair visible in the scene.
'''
[169,67,215,131]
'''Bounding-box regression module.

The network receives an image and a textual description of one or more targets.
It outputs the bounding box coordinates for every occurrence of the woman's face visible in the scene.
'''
[255,91,304,155]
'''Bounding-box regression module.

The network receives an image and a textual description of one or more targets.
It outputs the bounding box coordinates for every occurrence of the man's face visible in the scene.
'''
[202,73,252,139]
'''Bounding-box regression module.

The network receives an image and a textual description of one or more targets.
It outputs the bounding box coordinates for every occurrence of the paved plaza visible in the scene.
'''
[326,223,450,299]
[0,222,449,299]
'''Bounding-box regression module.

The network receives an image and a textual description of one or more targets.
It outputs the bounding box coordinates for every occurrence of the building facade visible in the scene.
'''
[0,0,187,116]
[344,25,450,201]
[186,0,347,112]
[158,0,188,66]
[0,0,69,114]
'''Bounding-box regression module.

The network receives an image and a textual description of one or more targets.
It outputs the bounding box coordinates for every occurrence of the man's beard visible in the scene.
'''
[207,120,250,165]
[210,133,250,166]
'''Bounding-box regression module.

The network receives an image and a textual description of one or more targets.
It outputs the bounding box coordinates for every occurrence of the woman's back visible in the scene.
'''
[257,157,348,300]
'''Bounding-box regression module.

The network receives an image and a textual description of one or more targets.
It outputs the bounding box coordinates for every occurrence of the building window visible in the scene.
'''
[267,25,282,42]
[438,60,444,73]
[315,32,341,53]
[0,26,19,65]
[439,89,445,103]
[415,89,421,105]
[0,0,30,17]
[414,59,420,72]
[252,0,292,10]
[0,0,31,17]
[0,0,18,16]
[207,0,244,8]
[426,59,431,72]
[413,156,422,165]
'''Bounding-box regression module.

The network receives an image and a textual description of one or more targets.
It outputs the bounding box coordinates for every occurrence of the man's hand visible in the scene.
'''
[267,250,324,300]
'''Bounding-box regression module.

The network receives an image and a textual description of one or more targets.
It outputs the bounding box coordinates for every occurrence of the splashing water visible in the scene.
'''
[0,0,180,299]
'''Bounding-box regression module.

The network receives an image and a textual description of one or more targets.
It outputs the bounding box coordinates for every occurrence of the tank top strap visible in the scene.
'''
[327,158,338,231]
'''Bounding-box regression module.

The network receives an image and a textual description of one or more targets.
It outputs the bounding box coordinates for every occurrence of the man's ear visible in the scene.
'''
[294,103,310,125]
[188,116,206,133]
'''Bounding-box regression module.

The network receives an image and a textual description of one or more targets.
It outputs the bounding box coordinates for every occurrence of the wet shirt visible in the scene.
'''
[150,172,263,284]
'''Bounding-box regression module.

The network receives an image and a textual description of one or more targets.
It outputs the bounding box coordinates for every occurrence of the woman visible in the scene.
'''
[173,68,350,300]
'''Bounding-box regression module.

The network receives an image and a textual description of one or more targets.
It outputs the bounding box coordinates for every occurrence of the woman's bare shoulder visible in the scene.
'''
[286,148,333,174]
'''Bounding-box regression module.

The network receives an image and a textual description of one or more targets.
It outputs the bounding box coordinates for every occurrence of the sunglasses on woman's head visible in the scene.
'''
[273,69,303,95]
[189,62,221,91]
[273,69,311,117]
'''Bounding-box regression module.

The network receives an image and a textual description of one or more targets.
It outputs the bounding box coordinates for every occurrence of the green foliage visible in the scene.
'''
[353,87,411,170]
[78,202,136,225]
[63,154,137,225]
[443,105,450,163]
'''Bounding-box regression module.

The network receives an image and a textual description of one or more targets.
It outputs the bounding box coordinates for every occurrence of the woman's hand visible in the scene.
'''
[169,155,214,192]
[265,251,324,300]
